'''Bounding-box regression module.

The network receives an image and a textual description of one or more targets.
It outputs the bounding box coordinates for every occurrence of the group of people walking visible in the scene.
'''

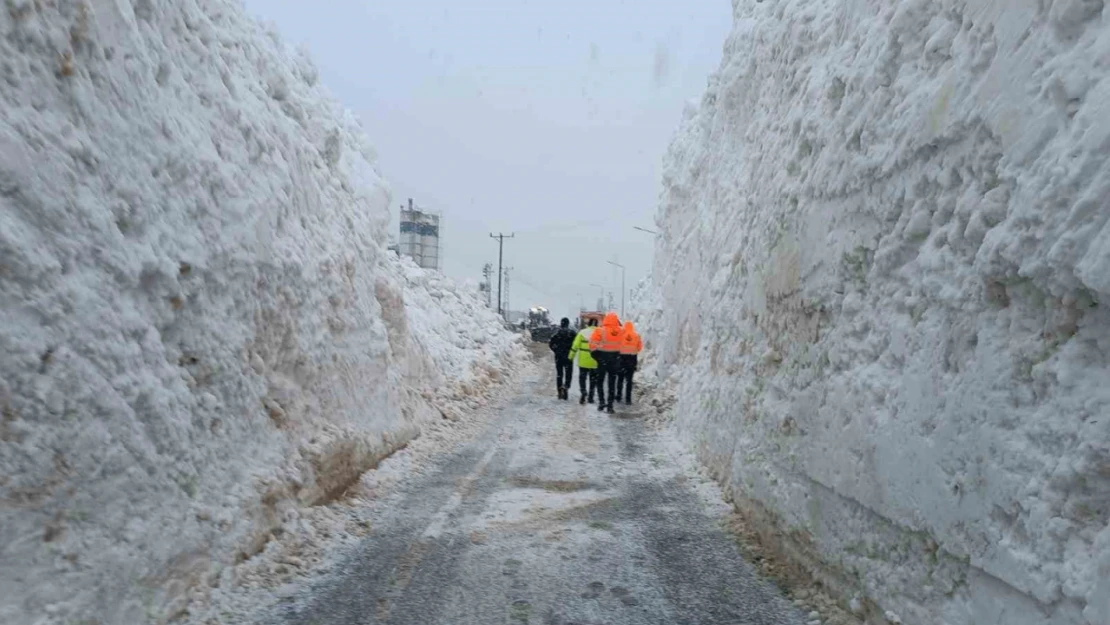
[548,312,642,414]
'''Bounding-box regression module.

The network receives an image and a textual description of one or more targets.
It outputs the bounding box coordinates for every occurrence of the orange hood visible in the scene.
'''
[619,320,643,354]
[602,312,621,329]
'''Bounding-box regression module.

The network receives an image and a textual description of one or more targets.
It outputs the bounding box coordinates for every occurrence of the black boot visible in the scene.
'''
[579,394,586,404]
[597,402,606,412]
[606,404,615,414]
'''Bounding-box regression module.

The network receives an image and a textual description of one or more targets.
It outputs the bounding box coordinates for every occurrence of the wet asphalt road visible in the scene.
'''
[275,366,806,625]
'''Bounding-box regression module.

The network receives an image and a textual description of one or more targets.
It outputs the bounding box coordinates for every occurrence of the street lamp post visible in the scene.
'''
[607,260,625,319]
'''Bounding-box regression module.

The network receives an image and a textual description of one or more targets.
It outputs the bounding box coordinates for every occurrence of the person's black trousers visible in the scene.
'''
[595,366,606,406]
[618,354,637,403]
[579,367,596,401]
[614,368,627,402]
[607,365,618,407]
[554,357,573,392]
[596,360,619,409]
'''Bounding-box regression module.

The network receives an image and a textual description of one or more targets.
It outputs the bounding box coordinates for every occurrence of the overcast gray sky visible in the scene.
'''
[243,0,729,320]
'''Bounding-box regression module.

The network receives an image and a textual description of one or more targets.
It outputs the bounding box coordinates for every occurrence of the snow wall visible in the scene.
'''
[645,2,1110,624]
[0,2,524,623]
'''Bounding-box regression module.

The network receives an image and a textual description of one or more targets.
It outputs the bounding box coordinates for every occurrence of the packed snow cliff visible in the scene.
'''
[0,2,524,624]
[643,2,1109,625]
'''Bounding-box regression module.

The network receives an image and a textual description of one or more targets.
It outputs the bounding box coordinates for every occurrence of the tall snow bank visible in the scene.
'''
[627,272,665,381]
[0,2,523,624]
[649,2,1110,624]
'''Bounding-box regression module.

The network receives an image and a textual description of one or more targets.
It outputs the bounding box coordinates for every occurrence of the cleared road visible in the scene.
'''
[275,361,806,625]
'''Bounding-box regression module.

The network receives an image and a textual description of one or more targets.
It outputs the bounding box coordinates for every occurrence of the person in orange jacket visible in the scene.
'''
[615,321,642,405]
[588,311,624,414]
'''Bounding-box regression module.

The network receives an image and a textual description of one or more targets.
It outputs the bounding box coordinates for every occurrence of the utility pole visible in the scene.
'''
[481,263,493,308]
[607,260,626,318]
[489,233,514,318]
[503,266,512,319]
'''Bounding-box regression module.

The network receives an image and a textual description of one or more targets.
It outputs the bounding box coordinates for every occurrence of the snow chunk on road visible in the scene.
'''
[0,2,524,624]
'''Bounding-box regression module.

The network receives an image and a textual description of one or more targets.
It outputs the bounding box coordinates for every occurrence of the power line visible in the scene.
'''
[440,236,593,300]
[449,236,604,315]
[507,267,572,302]
[515,217,612,235]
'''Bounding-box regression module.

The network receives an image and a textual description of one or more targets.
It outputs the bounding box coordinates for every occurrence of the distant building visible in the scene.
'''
[398,198,441,271]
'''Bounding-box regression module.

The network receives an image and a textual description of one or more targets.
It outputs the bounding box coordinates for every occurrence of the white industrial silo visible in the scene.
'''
[398,198,441,271]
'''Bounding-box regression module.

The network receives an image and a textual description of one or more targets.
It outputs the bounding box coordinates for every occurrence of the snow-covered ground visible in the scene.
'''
[641,2,1110,625]
[0,2,524,624]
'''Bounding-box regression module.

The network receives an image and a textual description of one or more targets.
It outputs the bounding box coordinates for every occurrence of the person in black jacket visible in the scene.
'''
[548,317,577,400]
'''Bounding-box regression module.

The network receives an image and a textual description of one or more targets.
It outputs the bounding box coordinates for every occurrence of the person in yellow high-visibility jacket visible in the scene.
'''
[588,312,623,414]
[568,318,599,404]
